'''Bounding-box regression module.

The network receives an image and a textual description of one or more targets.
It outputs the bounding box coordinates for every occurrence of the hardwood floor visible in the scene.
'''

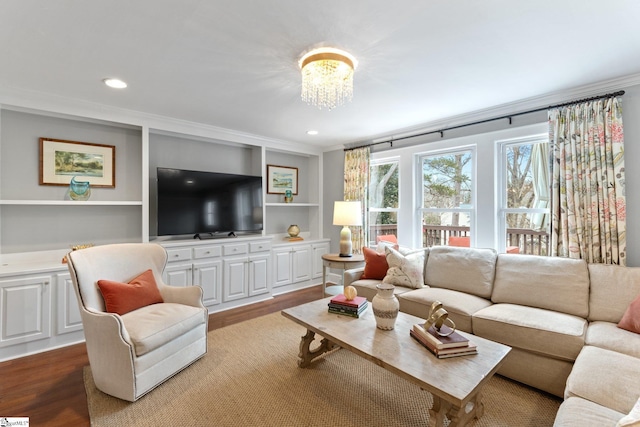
[0,285,323,427]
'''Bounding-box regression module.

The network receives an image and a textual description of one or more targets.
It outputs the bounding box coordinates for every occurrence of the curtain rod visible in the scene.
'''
[344,90,625,152]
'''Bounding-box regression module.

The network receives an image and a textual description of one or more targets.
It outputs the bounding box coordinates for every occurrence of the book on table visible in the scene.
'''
[328,301,368,318]
[412,323,469,350]
[409,329,478,358]
[329,294,368,308]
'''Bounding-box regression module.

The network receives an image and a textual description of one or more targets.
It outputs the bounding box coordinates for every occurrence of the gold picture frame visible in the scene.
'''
[39,138,116,187]
[266,164,298,195]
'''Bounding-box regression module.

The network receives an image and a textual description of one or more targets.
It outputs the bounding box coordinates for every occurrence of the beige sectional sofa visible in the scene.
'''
[343,245,640,426]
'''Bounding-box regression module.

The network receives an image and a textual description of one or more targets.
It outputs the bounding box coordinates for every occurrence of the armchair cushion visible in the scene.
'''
[98,269,164,315]
[122,303,206,356]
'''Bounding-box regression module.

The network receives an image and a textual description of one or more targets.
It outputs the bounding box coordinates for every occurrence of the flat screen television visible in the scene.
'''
[157,167,263,238]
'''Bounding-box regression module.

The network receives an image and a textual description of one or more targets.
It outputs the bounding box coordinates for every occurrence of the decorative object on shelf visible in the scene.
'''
[287,224,300,238]
[61,243,94,263]
[267,164,298,195]
[332,200,362,257]
[343,285,357,301]
[39,138,116,187]
[68,176,91,201]
[372,283,399,330]
[284,189,293,203]
[423,301,457,337]
[299,47,357,110]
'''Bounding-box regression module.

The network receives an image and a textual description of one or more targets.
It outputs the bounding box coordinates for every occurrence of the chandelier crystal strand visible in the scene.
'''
[299,48,357,110]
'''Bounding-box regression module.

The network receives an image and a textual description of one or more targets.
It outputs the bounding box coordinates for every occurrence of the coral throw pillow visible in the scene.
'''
[97,269,164,315]
[376,234,398,244]
[618,293,640,334]
[361,246,389,280]
[382,246,425,289]
[448,236,470,247]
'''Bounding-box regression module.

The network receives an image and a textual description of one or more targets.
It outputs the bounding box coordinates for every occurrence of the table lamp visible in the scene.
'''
[333,201,363,257]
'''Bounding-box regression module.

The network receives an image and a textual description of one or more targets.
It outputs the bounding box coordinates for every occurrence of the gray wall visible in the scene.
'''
[322,149,345,253]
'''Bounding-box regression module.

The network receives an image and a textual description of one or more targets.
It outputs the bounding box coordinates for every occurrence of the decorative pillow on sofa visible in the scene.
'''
[382,246,425,289]
[618,293,640,334]
[97,269,164,315]
[361,246,389,280]
[616,396,640,427]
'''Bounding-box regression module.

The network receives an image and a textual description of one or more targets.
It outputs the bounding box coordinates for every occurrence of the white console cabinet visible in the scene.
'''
[0,258,87,362]
[270,239,329,295]
[162,237,272,309]
[272,243,311,289]
[0,273,52,348]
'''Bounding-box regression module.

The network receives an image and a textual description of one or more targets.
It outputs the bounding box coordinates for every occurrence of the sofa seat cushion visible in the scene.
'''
[554,396,624,427]
[122,302,206,357]
[398,287,492,333]
[424,246,497,299]
[492,254,589,317]
[586,321,640,358]
[473,303,586,361]
[566,346,640,415]
[350,279,414,302]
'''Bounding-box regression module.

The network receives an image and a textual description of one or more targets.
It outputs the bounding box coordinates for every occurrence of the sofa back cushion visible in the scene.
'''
[588,264,640,323]
[425,246,497,299]
[492,254,589,317]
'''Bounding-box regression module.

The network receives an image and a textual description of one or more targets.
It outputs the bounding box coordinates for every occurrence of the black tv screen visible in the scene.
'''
[157,167,263,237]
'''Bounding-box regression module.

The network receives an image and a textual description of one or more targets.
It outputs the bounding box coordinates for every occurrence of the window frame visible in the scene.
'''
[416,145,476,247]
[497,134,549,254]
[368,156,400,246]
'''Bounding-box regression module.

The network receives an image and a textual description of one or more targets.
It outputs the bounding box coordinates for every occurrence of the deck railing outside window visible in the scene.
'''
[368,225,549,256]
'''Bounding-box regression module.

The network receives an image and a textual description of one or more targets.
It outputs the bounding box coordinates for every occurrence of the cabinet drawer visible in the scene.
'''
[193,245,222,259]
[166,248,192,262]
[250,241,271,253]
[223,243,248,256]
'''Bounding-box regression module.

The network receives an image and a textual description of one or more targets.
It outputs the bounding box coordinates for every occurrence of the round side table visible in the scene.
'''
[321,253,365,296]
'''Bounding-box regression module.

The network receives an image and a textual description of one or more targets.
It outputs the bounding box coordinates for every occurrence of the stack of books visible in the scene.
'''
[328,294,368,318]
[410,323,478,358]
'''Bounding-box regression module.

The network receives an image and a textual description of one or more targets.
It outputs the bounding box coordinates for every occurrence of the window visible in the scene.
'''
[418,148,474,247]
[499,136,550,255]
[368,158,399,245]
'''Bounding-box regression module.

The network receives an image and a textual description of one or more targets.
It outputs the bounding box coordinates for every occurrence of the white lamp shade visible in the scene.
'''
[333,201,363,226]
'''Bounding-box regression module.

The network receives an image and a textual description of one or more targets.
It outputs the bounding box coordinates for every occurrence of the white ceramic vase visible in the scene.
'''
[372,283,399,330]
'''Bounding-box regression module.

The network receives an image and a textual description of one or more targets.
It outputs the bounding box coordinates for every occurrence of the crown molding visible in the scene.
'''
[366,73,640,145]
[0,85,323,156]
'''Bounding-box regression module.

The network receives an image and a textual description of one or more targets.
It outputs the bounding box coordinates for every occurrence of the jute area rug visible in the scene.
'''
[85,312,561,426]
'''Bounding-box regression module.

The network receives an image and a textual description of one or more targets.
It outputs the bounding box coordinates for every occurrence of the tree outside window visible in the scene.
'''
[369,159,399,245]
[501,138,550,255]
[420,149,474,247]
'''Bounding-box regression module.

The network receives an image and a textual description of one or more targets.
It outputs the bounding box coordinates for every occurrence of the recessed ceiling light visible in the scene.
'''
[103,78,127,89]
[306,130,319,135]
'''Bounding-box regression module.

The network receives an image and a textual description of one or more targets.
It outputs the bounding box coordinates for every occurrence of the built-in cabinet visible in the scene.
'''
[162,237,328,311]
[0,103,328,361]
[0,265,85,361]
[272,244,312,288]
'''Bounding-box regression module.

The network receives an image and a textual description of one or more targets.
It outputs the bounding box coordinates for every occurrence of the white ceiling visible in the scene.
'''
[2,1,640,148]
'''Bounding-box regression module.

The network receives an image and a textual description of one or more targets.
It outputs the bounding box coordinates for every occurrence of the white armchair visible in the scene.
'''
[67,243,208,401]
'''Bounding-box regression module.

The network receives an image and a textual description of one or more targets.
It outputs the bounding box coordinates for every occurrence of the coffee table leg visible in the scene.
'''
[429,392,483,427]
[297,329,338,368]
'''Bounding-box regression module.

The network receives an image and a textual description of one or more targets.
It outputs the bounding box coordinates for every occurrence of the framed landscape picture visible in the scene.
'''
[267,164,298,195]
[39,138,116,187]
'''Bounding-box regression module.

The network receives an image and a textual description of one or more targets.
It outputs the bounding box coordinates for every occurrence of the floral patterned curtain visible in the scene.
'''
[549,96,626,265]
[344,147,370,253]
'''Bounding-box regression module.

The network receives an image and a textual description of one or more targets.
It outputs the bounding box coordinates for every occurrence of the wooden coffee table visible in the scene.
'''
[282,298,511,427]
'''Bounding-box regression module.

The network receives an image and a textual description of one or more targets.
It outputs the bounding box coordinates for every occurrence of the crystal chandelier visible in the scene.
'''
[299,47,357,110]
